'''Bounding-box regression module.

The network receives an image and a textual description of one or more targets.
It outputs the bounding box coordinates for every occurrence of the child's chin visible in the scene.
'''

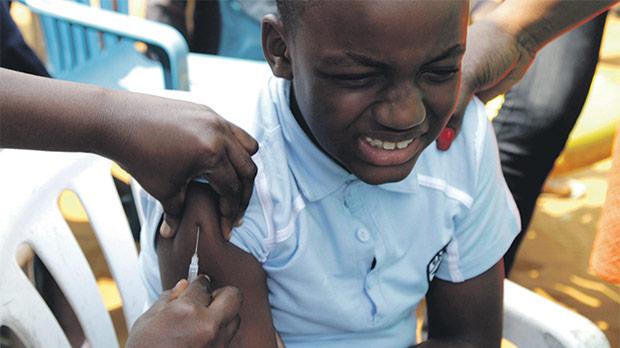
[353,162,416,185]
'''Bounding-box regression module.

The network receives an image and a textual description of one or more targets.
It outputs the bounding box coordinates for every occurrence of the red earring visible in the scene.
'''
[436,127,456,151]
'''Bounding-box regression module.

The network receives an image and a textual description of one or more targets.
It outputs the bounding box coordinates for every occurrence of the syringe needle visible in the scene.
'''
[194,225,200,254]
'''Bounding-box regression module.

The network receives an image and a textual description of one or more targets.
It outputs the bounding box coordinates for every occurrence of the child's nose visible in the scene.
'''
[374,82,426,130]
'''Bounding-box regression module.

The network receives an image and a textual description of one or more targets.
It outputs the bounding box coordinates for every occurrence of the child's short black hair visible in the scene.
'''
[276,0,316,34]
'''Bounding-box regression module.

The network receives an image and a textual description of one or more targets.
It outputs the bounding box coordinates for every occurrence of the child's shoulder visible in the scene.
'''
[230,124,304,262]
[416,98,494,200]
[454,97,492,167]
[242,80,306,243]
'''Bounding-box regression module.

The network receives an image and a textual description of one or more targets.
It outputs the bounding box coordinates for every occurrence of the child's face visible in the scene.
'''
[271,1,468,184]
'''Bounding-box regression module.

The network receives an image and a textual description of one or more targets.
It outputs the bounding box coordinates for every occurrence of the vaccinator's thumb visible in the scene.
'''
[160,188,187,238]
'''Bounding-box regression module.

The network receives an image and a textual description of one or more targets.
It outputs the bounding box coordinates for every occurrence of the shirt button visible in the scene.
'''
[356,228,370,242]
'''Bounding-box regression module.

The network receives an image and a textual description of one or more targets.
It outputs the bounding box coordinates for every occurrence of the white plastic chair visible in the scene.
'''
[503,279,610,348]
[0,150,145,348]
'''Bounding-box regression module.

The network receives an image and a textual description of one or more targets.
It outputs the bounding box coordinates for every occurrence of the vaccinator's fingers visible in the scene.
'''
[205,286,243,326]
[225,141,257,224]
[170,278,189,300]
[179,275,213,307]
[228,123,259,155]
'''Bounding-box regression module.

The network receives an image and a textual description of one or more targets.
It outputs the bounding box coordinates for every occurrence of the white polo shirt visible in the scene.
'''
[138,77,520,347]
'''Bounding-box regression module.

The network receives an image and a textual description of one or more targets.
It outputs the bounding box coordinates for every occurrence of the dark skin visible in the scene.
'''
[160,1,503,347]
[0,68,257,236]
[420,262,504,347]
[127,276,243,348]
[158,184,277,348]
[273,1,466,185]
[441,0,618,150]
[0,68,253,346]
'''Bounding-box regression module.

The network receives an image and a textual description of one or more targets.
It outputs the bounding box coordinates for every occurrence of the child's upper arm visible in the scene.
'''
[421,260,504,348]
[417,102,512,346]
[157,183,277,347]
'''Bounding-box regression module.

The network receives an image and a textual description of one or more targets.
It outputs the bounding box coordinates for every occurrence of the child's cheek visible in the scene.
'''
[427,81,460,120]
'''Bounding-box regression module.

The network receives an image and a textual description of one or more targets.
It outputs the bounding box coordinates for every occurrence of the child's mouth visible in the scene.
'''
[358,136,422,166]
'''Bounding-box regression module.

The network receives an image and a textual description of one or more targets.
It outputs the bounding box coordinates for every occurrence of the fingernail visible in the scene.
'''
[172,279,185,292]
[437,127,455,151]
[234,218,244,228]
[160,221,172,238]
[170,279,188,299]
[195,275,212,293]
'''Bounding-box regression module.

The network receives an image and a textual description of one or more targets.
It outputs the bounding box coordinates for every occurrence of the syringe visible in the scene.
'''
[187,225,200,283]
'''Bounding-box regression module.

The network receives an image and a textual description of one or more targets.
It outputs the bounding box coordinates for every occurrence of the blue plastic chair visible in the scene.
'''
[19,0,189,91]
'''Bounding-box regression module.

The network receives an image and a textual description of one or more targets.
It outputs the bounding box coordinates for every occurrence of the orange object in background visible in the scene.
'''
[590,124,620,284]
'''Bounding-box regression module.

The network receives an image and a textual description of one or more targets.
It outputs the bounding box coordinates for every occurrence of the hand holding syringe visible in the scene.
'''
[184,221,283,347]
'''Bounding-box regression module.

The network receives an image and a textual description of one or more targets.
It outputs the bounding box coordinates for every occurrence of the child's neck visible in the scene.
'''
[288,86,315,148]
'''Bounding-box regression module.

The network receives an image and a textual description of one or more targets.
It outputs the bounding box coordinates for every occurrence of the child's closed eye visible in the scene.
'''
[421,67,460,84]
[323,72,385,89]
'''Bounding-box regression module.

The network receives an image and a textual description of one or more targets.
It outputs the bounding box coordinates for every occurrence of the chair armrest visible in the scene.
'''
[503,279,610,348]
[19,0,189,90]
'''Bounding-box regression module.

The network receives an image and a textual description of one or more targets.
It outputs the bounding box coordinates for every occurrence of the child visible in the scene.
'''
[138,1,520,346]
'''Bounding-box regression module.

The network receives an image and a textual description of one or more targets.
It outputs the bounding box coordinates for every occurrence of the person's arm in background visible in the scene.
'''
[157,183,278,348]
[127,276,242,348]
[438,0,619,149]
[0,68,257,234]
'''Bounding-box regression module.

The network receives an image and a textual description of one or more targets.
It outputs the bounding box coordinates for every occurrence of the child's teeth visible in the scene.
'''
[382,142,396,150]
[365,137,414,150]
[396,140,412,149]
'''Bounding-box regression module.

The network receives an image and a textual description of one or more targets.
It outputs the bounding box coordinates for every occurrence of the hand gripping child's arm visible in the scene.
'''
[415,261,505,348]
[157,183,278,347]
[0,68,258,238]
[441,0,618,149]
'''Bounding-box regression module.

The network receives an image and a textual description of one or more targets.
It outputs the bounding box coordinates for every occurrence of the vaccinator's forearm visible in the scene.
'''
[487,0,617,54]
[0,67,183,166]
[0,68,114,155]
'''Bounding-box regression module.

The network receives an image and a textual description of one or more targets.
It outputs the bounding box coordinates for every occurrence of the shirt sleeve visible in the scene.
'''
[435,112,521,282]
[229,185,273,263]
[136,186,165,306]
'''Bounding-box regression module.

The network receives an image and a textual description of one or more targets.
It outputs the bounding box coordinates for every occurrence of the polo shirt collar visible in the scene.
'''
[273,78,419,201]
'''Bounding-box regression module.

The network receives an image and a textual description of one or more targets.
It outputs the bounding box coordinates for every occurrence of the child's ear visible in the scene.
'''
[262,14,293,80]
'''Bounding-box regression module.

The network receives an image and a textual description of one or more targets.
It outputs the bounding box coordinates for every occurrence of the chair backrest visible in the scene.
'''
[36,0,130,79]
[19,0,190,90]
[0,150,145,348]
[503,279,610,348]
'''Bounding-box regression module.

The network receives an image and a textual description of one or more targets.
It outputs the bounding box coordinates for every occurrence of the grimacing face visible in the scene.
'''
[264,1,468,184]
